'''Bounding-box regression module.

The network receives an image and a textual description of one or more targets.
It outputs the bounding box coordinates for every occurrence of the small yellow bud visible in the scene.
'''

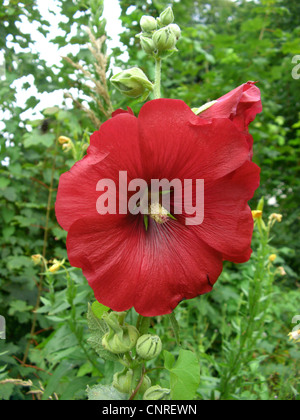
[269,254,277,262]
[252,210,262,220]
[31,254,43,265]
[269,213,282,223]
[58,136,72,144]
[48,259,64,273]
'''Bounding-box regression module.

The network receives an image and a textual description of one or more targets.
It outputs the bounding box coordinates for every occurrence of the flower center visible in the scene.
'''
[148,202,169,225]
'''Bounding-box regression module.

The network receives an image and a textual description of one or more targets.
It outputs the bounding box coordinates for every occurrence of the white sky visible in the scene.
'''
[2,0,125,121]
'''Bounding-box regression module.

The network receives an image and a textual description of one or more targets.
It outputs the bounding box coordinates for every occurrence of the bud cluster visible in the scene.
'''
[96,310,167,398]
[138,7,181,59]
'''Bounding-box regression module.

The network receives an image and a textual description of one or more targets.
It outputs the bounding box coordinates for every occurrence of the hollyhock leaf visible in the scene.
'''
[87,304,120,362]
[164,349,200,400]
[87,384,127,401]
[91,301,110,319]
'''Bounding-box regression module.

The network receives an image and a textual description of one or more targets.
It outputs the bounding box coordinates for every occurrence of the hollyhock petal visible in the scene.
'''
[222,248,253,264]
[66,215,223,316]
[55,152,107,231]
[138,99,249,182]
[112,107,134,117]
[56,113,141,231]
[191,161,260,257]
[199,82,262,132]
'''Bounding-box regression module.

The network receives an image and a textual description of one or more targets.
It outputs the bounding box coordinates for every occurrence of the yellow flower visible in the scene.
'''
[269,213,282,223]
[48,259,65,273]
[58,136,72,144]
[252,210,262,220]
[269,254,277,262]
[31,254,43,265]
[288,329,300,342]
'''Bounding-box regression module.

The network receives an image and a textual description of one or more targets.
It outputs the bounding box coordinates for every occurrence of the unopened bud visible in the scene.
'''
[112,369,133,394]
[159,7,174,26]
[111,67,153,99]
[139,375,152,394]
[58,136,72,144]
[168,23,181,40]
[48,258,64,273]
[102,311,139,354]
[153,27,176,52]
[140,36,156,55]
[31,254,43,265]
[140,15,157,32]
[143,385,171,400]
[136,334,162,360]
[269,213,282,223]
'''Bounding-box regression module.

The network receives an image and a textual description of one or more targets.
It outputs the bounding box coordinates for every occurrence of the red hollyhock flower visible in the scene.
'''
[199,81,262,158]
[55,84,261,316]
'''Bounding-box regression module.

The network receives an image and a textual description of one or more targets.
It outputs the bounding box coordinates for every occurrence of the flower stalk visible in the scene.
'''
[153,58,162,99]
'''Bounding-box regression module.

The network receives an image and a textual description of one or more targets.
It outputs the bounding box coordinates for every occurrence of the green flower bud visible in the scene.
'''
[136,334,162,361]
[168,23,181,40]
[140,36,156,55]
[153,27,176,52]
[139,375,152,394]
[159,7,174,26]
[113,369,133,394]
[102,311,140,354]
[143,385,171,400]
[140,15,157,32]
[111,68,154,99]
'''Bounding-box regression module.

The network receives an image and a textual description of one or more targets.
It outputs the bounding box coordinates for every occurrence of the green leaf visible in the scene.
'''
[164,349,200,400]
[87,384,127,400]
[24,130,55,148]
[91,301,110,319]
[87,304,119,362]
[42,361,73,400]
[167,312,181,345]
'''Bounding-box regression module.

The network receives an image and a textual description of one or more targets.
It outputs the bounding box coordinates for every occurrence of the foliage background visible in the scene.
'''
[0,0,299,400]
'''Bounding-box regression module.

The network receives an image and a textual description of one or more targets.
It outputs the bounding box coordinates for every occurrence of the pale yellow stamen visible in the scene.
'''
[149,203,169,224]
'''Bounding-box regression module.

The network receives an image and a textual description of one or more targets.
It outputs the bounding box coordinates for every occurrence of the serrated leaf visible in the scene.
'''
[87,304,119,362]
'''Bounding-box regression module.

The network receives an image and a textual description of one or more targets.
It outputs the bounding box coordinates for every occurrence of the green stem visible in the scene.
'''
[153,58,162,99]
